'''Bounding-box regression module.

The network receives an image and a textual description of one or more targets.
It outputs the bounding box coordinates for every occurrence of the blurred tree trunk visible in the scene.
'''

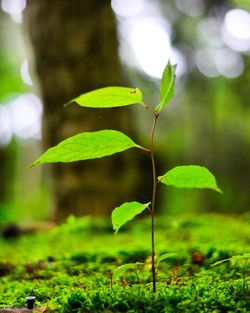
[24,0,151,221]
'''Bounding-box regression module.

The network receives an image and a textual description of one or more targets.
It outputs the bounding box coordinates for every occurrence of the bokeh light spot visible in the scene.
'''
[111,0,145,17]
[224,9,250,41]
[197,17,223,47]
[20,59,33,86]
[222,9,250,52]
[128,17,172,78]
[0,106,12,147]
[196,48,219,78]
[1,0,26,23]
[8,94,43,142]
[215,48,244,78]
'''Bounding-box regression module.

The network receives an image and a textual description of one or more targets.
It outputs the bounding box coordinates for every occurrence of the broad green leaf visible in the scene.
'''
[113,263,143,280]
[70,86,143,108]
[156,253,178,267]
[156,62,176,111]
[32,130,141,166]
[158,165,222,193]
[112,201,151,233]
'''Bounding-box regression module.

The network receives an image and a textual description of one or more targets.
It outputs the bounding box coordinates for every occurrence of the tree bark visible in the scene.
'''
[24,0,151,221]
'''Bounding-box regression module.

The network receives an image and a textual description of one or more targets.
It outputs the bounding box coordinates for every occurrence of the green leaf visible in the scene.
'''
[212,254,250,267]
[229,253,250,266]
[156,253,178,267]
[32,130,141,166]
[211,259,230,267]
[156,62,176,111]
[112,201,151,233]
[158,165,222,193]
[113,263,143,280]
[69,86,143,108]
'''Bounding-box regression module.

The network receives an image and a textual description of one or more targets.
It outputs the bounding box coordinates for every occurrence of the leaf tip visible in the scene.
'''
[216,186,223,194]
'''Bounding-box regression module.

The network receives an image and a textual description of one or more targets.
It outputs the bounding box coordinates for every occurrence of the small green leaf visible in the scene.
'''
[212,254,250,267]
[32,130,141,166]
[158,165,222,193]
[211,259,230,267]
[156,253,178,267]
[230,253,250,266]
[70,86,143,108]
[156,62,176,111]
[113,263,143,280]
[112,201,151,233]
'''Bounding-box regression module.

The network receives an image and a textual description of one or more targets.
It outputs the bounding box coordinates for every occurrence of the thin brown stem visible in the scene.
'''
[143,103,157,115]
[142,103,160,292]
[149,112,159,293]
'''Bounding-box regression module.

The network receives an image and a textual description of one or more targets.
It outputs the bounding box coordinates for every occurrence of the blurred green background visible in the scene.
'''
[0,0,250,224]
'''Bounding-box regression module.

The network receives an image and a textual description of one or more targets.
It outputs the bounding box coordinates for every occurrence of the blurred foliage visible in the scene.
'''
[0,8,36,222]
[232,0,250,10]
[148,0,250,214]
[1,0,250,221]
[0,10,25,101]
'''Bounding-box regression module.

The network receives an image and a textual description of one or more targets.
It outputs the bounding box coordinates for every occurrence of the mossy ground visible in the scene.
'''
[0,213,250,312]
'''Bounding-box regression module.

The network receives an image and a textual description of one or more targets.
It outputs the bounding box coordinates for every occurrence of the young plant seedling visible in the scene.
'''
[212,253,250,293]
[32,61,222,292]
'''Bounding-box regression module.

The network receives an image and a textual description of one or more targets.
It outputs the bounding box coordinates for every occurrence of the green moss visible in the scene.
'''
[0,213,249,312]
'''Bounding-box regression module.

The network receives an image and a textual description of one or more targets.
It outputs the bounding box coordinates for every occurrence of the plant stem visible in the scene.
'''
[149,110,159,293]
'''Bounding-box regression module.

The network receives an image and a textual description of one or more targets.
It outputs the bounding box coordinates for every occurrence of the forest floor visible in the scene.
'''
[0,213,250,312]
